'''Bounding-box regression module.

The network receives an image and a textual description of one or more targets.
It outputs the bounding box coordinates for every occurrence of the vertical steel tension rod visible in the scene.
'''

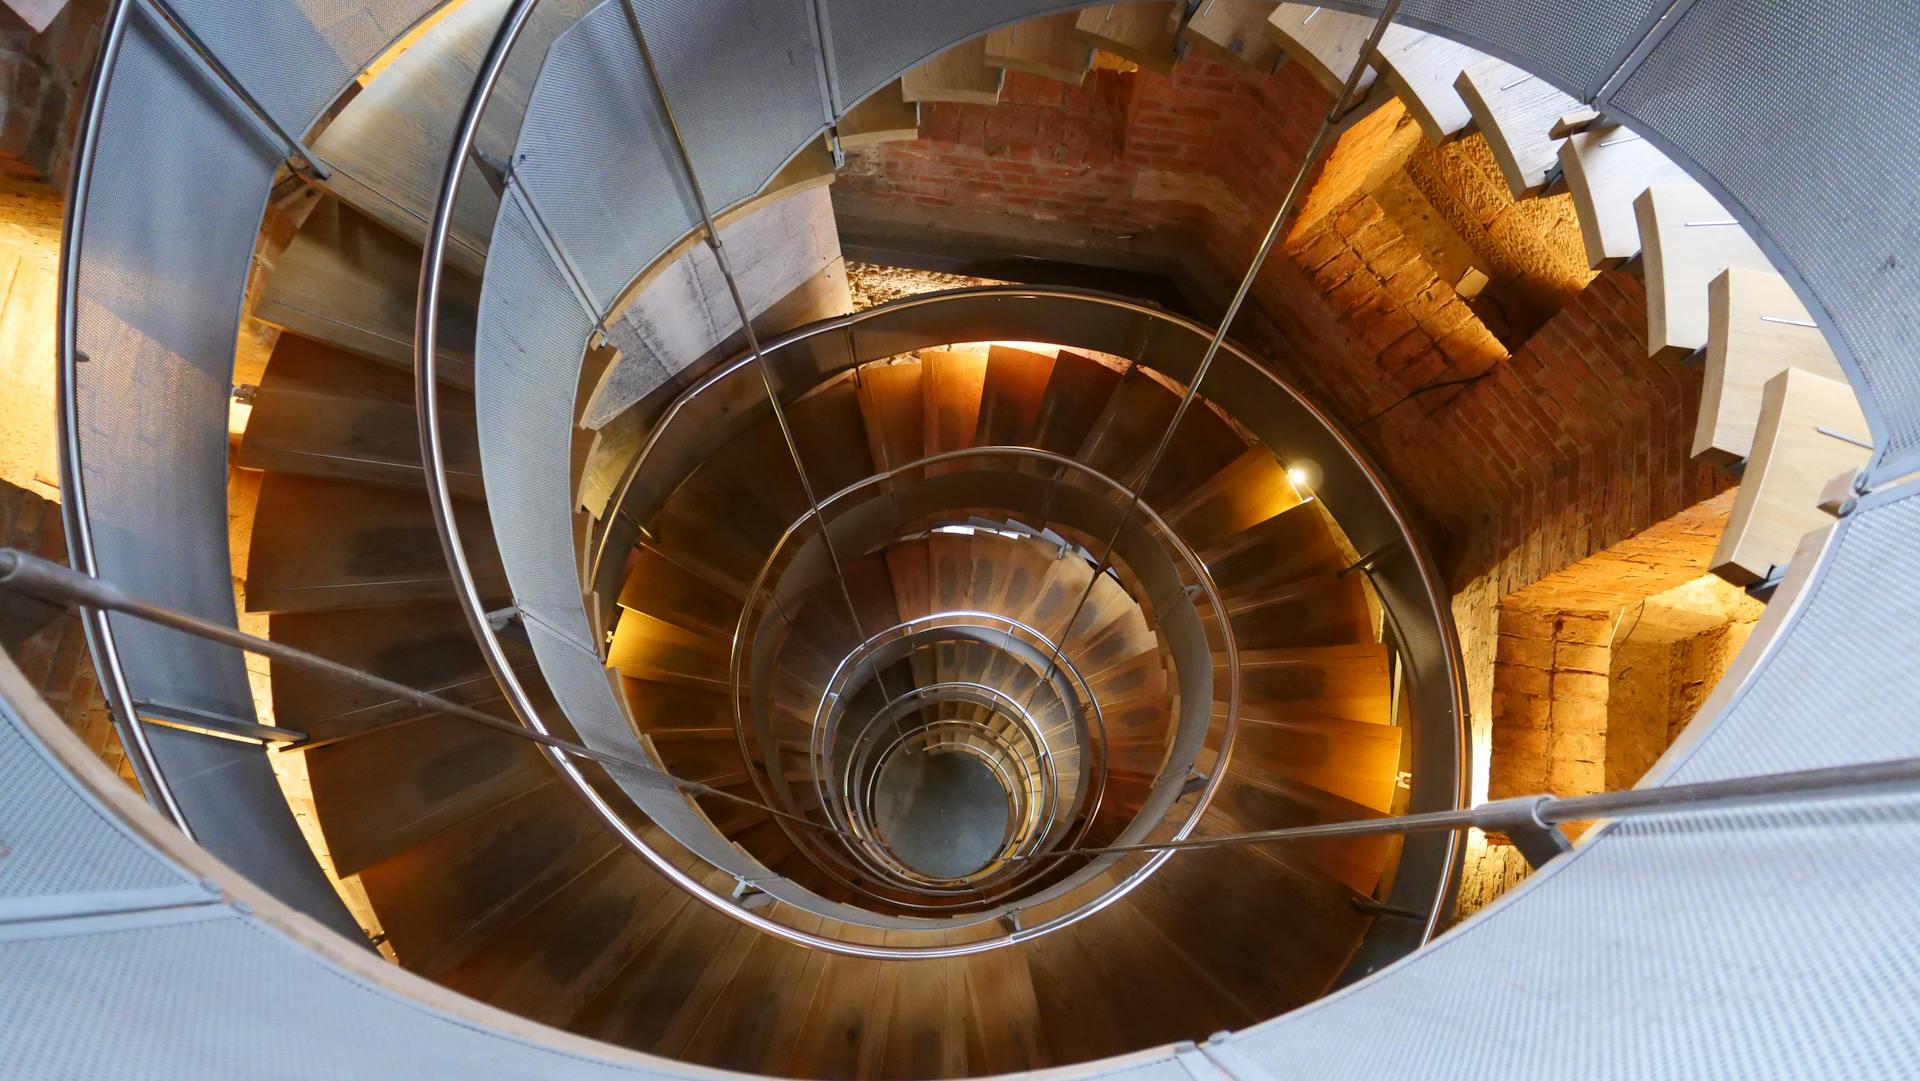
[617,0,902,705]
[1027,0,1406,702]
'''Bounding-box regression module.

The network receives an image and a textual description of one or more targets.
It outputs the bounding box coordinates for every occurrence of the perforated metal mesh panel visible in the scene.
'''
[511,3,701,309]
[71,17,357,936]
[475,188,598,648]
[0,704,191,904]
[1222,482,1920,1079]
[160,0,442,133]
[627,0,830,212]
[1604,0,1920,482]
[0,904,1209,1077]
[822,0,1082,105]
[1321,0,1666,97]
[478,188,769,883]
[519,617,769,881]
[0,913,694,1079]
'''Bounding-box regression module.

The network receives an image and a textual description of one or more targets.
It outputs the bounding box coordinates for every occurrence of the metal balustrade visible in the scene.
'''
[34,0,1920,1072]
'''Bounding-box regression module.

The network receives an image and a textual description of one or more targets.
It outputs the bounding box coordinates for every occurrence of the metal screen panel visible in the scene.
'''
[821,0,1082,106]
[1221,482,1920,1079]
[626,0,830,212]
[0,912,699,1080]
[475,187,599,648]
[71,16,358,937]
[1604,0,1920,483]
[477,188,769,884]
[519,617,771,881]
[511,2,702,309]
[1319,0,1667,98]
[0,698,196,907]
[161,0,444,133]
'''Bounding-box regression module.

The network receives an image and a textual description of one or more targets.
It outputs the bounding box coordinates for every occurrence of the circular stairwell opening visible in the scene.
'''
[872,745,1014,879]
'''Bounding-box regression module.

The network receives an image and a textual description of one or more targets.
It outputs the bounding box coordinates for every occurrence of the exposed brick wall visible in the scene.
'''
[0,477,137,786]
[841,61,1735,597]
[845,53,1749,929]
[839,61,1257,236]
[0,0,104,185]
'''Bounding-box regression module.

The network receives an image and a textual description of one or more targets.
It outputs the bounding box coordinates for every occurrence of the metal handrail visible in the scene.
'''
[842,681,1056,888]
[724,445,1237,920]
[413,0,1186,959]
[0,548,842,837]
[416,0,1459,957]
[796,610,1099,860]
[1011,754,1920,864]
[56,0,187,830]
[738,612,1100,906]
[752,611,1112,912]
[852,710,1040,888]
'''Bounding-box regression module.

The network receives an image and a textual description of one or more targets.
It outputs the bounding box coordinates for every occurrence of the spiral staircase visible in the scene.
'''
[6,0,1920,1078]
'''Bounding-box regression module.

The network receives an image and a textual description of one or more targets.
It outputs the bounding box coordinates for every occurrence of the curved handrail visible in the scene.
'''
[798,611,1103,876]
[414,0,1185,959]
[744,610,1111,913]
[725,445,1235,918]
[418,0,1462,958]
[54,0,187,830]
[593,285,1471,944]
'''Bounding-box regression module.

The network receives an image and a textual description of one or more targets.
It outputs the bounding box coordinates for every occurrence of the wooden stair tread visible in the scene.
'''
[1453,58,1580,198]
[985,13,1095,86]
[1199,500,1352,599]
[355,780,618,978]
[921,349,988,475]
[1074,3,1182,75]
[618,545,741,640]
[1213,571,1374,651]
[307,0,506,272]
[254,199,480,385]
[1166,447,1305,550]
[245,473,505,613]
[1032,350,1124,456]
[1264,3,1378,98]
[305,710,549,876]
[974,345,1057,449]
[1557,124,1691,269]
[678,913,831,1071]
[855,359,926,475]
[902,37,1006,105]
[790,377,881,499]
[1711,367,1868,586]
[1635,183,1776,360]
[1183,0,1283,79]
[1227,643,1393,725]
[435,844,696,1028]
[609,608,728,688]
[779,926,899,1078]
[266,603,522,730]
[1124,838,1370,1014]
[239,334,482,496]
[1696,267,1846,466]
[570,876,759,1053]
[1220,710,1403,811]
[1372,26,1483,143]
[1205,770,1394,894]
[838,80,920,148]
